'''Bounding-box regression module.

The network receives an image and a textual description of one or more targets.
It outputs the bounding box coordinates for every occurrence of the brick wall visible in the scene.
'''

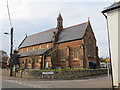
[19,43,52,53]
[57,40,84,68]
[19,56,52,69]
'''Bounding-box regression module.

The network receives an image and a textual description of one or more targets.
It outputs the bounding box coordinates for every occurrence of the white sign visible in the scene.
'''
[42,71,54,75]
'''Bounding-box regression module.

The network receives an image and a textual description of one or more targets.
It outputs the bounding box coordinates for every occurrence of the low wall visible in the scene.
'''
[15,69,107,80]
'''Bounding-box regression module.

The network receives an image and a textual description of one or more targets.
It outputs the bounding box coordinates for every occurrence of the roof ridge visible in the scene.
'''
[63,21,88,29]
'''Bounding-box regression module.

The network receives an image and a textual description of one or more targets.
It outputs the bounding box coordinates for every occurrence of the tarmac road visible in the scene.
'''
[2,80,33,88]
[2,74,113,89]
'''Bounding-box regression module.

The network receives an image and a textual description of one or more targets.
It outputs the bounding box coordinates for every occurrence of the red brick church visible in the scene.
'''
[18,14,99,69]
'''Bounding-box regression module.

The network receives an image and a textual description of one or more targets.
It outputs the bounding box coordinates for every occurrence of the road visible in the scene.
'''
[2,80,33,88]
[2,74,113,89]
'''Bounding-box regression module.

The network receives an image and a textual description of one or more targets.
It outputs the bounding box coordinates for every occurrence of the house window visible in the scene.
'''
[61,49,65,59]
[73,48,78,59]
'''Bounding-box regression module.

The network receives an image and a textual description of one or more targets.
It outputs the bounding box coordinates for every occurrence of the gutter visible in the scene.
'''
[102,2,120,13]
[102,5,120,13]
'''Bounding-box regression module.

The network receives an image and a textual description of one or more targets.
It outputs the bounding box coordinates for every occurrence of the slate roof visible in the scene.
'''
[18,48,51,57]
[19,22,88,48]
[102,1,120,13]
[19,28,55,48]
[57,23,87,43]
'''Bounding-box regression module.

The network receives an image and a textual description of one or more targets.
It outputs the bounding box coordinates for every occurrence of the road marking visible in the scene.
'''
[3,80,39,88]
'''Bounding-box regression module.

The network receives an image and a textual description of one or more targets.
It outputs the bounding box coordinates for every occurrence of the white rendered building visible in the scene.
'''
[102,0,120,87]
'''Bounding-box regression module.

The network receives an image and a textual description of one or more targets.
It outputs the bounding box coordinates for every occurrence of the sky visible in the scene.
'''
[1,0,114,57]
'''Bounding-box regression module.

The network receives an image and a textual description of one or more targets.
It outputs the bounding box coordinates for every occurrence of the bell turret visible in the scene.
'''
[57,13,63,31]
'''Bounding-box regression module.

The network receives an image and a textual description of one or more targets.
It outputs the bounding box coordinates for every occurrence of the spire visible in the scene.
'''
[88,17,90,22]
[87,17,91,25]
[57,13,63,28]
[52,13,63,45]
[88,17,89,21]
[57,13,63,20]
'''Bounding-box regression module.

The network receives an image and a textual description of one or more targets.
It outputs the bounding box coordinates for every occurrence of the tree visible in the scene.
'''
[0,50,9,68]
[0,51,9,62]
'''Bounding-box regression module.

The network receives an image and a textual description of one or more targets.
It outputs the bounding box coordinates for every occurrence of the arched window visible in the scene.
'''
[74,48,78,58]
[46,44,49,48]
[32,47,34,50]
[26,48,28,51]
[39,46,41,49]
[61,49,65,59]
[66,46,70,56]
[29,60,31,64]
[87,36,94,57]
[39,56,42,62]
[22,60,24,64]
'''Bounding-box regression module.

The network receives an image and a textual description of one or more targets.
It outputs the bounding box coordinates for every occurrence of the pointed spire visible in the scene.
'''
[88,17,89,20]
[57,13,63,20]
[87,17,91,25]
[88,17,90,22]
[57,13,63,28]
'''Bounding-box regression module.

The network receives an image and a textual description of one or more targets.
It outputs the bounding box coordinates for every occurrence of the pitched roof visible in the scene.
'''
[102,1,120,13]
[19,22,88,48]
[19,28,55,48]
[57,22,88,43]
[18,48,50,57]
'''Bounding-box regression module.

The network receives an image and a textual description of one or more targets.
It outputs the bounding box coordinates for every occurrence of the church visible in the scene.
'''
[18,14,99,69]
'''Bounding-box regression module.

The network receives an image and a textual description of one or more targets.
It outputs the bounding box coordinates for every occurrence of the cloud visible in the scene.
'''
[95,29,109,57]
[0,28,2,50]
[1,1,113,57]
